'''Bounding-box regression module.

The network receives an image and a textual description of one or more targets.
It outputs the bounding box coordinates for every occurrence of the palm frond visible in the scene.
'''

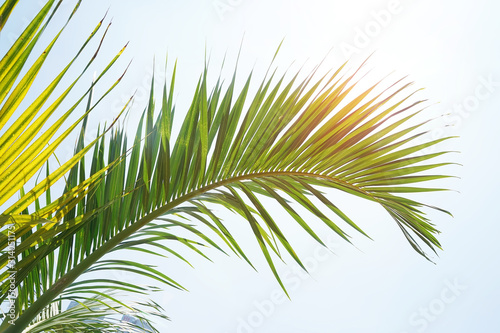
[0,1,128,329]
[6,54,455,330]
[25,291,166,333]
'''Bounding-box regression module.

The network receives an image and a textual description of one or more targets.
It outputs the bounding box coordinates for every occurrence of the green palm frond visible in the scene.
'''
[0,1,128,330]
[25,261,169,332]
[5,52,455,330]
[0,0,19,30]
[0,0,126,215]
[25,291,166,333]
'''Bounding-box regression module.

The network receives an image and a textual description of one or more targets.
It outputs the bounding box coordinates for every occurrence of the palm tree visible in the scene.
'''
[1,1,455,332]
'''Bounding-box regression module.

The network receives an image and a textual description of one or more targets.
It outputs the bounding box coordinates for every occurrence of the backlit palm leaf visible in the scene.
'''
[0,0,127,330]
[0,0,126,216]
[5,53,454,331]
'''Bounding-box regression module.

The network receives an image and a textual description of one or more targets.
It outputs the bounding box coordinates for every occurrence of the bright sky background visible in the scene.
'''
[2,0,500,332]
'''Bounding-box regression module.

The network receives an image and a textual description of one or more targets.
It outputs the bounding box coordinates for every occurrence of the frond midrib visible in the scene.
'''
[167,169,376,215]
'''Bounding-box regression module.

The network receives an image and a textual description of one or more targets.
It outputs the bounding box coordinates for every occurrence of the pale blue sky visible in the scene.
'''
[1,0,499,332]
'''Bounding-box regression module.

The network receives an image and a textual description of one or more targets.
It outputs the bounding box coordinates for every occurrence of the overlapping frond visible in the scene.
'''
[0,1,128,330]
[24,291,166,333]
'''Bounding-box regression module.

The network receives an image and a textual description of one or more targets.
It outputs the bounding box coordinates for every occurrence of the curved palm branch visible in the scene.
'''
[5,53,455,330]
